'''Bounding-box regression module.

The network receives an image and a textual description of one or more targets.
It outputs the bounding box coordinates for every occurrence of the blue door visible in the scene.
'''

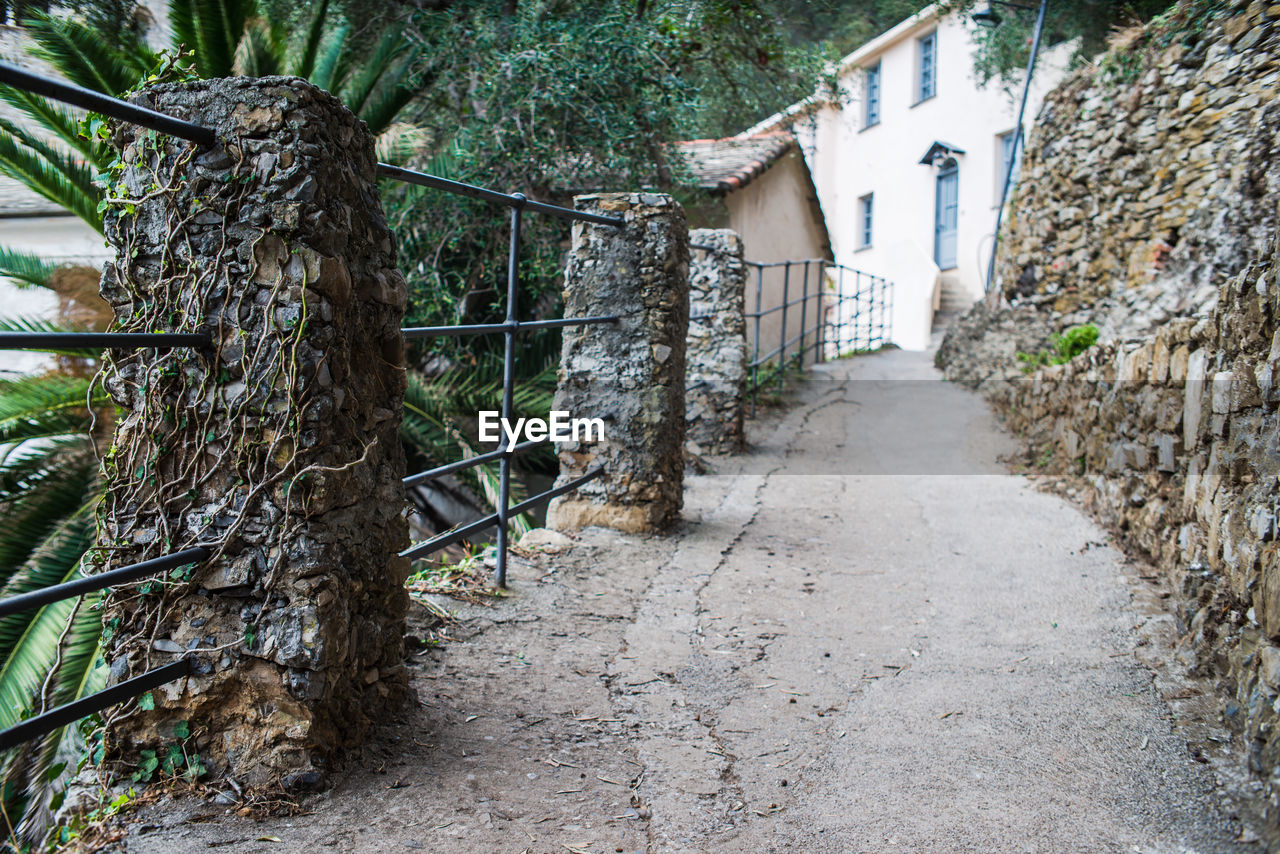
[934,161,959,269]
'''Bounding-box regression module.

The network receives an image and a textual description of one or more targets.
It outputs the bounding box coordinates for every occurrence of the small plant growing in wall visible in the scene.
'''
[1017,324,1099,371]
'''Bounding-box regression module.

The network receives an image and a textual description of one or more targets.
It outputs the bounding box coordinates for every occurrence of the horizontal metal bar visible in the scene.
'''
[507,467,604,517]
[375,164,623,226]
[400,466,605,561]
[743,259,886,283]
[0,659,191,752]
[690,243,718,252]
[751,325,825,367]
[747,292,825,319]
[0,61,215,147]
[402,315,618,340]
[524,197,623,227]
[0,547,211,619]
[404,438,546,488]
[401,511,500,561]
[0,332,210,350]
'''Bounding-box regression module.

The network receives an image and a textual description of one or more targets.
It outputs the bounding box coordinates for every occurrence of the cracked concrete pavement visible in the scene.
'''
[128,346,1258,853]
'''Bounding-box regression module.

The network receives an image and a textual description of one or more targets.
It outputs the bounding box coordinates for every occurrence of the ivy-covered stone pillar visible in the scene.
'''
[547,193,689,533]
[686,229,747,455]
[96,77,410,788]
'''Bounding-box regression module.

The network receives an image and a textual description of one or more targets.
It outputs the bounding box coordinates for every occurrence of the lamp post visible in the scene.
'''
[978,0,1048,294]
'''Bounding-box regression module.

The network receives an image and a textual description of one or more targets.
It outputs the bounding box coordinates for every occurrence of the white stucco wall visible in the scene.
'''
[773,8,1071,349]
[725,151,831,366]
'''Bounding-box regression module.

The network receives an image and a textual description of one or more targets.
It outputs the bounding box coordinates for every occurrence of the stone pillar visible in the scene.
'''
[547,193,689,533]
[97,77,410,788]
[686,229,747,455]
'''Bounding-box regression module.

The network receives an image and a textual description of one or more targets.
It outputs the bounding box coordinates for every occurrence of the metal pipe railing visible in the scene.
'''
[739,257,893,408]
[0,547,211,619]
[401,315,617,340]
[0,331,210,350]
[0,659,192,752]
[403,438,546,489]
[401,467,604,561]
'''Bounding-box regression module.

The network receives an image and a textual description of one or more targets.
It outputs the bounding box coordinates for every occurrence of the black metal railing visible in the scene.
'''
[0,59,622,755]
[387,182,619,587]
[0,549,209,751]
[691,246,893,412]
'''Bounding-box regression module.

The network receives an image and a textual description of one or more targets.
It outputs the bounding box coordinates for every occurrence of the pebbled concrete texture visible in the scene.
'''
[125,346,1256,853]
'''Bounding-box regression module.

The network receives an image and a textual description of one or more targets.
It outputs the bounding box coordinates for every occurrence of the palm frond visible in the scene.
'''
[4,593,103,846]
[0,451,96,584]
[0,581,86,736]
[351,47,421,136]
[0,439,92,504]
[291,0,332,79]
[0,86,102,163]
[0,120,102,232]
[0,510,94,666]
[169,0,256,78]
[235,18,284,77]
[335,30,408,123]
[0,251,58,291]
[0,374,97,448]
[22,12,153,96]
[308,20,351,93]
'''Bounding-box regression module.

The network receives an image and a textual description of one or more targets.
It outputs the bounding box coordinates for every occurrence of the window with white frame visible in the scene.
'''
[858,193,874,249]
[917,31,937,102]
[995,129,1022,202]
[864,62,881,128]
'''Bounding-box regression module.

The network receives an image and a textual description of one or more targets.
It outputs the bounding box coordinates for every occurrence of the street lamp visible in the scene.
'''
[971,4,1003,27]
[979,0,1048,294]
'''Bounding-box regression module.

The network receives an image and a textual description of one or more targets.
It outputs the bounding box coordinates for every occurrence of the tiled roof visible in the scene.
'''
[672,132,795,195]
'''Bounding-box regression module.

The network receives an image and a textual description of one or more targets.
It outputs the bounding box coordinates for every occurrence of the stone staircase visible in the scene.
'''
[932,272,977,336]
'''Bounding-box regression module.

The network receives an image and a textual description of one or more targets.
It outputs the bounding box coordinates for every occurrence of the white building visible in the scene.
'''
[745,4,1071,350]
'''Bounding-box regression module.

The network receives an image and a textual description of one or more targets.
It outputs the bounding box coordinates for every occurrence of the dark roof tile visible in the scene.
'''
[672,132,795,195]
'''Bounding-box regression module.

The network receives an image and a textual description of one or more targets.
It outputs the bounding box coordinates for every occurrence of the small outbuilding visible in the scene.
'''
[674,132,832,366]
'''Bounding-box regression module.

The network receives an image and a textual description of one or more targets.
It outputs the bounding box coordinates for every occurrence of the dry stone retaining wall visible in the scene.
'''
[97,76,410,788]
[989,240,1280,817]
[686,229,747,456]
[943,0,1280,386]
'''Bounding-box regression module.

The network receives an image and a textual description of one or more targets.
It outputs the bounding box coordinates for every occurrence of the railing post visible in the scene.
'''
[547,193,689,533]
[495,196,526,588]
[686,230,748,456]
[751,264,763,415]
[837,266,847,355]
[817,262,826,364]
[799,259,810,367]
[778,262,791,391]
[96,78,410,787]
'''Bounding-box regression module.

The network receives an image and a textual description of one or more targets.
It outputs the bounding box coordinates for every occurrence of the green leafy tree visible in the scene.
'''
[938,0,1193,89]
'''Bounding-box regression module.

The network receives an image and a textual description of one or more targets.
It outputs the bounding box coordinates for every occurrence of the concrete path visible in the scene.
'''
[130,346,1255,853]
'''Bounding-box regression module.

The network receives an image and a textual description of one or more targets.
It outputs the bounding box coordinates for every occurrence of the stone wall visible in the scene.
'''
[988,236,1280,821]
[686,229,747,456]
[97,77,410,788]
[547,193,689,533]
[943,0,1280,384]
[938,0,1280,820]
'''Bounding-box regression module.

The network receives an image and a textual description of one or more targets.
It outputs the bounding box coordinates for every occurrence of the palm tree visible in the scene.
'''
[0,1,426,845]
